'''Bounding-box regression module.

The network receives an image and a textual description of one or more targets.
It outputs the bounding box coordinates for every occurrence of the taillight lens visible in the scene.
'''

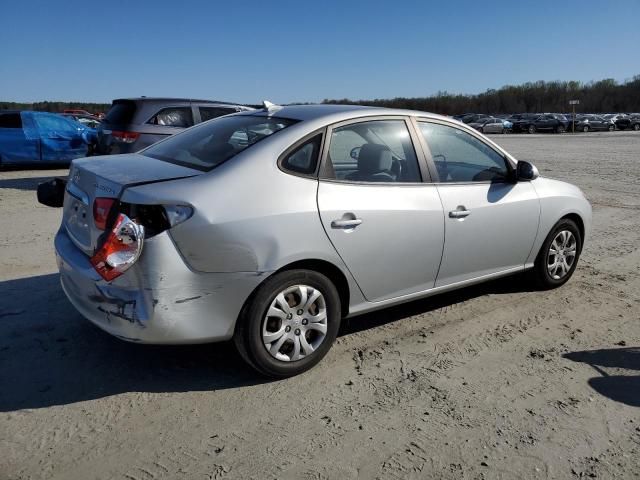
[111,131,140,143]
[90,214,144,281]
[93,197,116,230]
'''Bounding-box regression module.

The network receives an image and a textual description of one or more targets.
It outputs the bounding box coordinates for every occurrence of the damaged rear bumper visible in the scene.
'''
[55,228,267,344]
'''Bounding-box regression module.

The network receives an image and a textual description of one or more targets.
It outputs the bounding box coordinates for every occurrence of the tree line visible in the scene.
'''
[322,75,640,114]
[2,75,639,115]
[0,101,111,114]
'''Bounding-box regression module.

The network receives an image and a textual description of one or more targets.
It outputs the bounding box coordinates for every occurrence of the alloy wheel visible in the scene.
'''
[262,285,328,362]
[547,230,577,280]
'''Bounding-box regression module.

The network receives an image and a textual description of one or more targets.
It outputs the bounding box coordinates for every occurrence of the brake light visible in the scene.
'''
[111,131,140,143]
[93,197,116,230]
[90,214,144,281]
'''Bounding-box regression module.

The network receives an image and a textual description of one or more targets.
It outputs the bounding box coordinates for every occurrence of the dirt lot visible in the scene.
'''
[1,132,639,480]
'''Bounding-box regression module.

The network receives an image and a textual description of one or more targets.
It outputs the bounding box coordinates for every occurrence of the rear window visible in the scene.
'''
[104,101,136,125]
[0,113,22,129]
[142,114,297,171]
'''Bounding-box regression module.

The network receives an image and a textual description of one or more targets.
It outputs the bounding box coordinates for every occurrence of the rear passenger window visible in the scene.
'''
[322,120,421,183]
[418,122,510,183]
[148,107,193,128]
[281,134,322,175]
[199,107,236,122]
[0,113,23,128]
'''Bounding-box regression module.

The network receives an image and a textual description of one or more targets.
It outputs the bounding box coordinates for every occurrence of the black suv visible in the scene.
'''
[615,115,640,131]
[96,97,254,155]
[512,114,569,134]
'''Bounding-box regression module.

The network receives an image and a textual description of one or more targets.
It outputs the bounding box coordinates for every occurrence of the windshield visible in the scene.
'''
[143,114,297,171]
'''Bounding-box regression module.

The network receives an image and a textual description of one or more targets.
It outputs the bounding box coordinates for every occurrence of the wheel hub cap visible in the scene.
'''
[547,230,577,280]
[262,285,328,362]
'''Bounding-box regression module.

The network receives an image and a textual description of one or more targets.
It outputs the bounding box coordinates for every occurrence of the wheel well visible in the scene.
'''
[561,213,585,246]
[275,259,350,316]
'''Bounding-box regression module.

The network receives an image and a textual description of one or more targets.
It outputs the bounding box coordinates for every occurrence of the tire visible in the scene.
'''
[634,124,640,131]
[531,218,582,289]
[556,125,566,134]
[582,125,589,133]
[478,127,484,134]
[234,269,341,378]
[528,125,536,134]
[502,127,508,134]
[608,125,615,132]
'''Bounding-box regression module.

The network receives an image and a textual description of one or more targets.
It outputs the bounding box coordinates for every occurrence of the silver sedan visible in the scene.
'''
[44,104,592,377]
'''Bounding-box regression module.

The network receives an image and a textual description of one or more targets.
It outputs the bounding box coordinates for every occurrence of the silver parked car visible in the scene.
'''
[467,116,513,134]
[43,104,592,377]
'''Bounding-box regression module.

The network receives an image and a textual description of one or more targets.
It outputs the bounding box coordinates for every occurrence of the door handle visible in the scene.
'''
[449,208,471,219]
[331,218,362,229]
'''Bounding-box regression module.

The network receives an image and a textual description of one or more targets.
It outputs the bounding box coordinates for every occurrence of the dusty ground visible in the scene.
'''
[1,132,639,480]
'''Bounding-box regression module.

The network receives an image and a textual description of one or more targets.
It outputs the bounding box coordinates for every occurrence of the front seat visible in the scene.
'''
[345,143,395,182]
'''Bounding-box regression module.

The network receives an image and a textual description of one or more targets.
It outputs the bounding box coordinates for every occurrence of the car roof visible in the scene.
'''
[240,103,452,123]
[114,97,246,106]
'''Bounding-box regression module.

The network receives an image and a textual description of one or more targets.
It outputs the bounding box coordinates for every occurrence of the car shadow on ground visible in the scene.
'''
[0,176,64,191]
[563,348,640,408]
[0,272,536,412]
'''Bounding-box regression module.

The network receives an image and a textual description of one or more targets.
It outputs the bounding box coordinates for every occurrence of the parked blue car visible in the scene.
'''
[0,110,89,166]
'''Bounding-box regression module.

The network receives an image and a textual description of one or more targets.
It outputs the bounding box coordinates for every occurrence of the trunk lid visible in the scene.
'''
[63,153,202,255]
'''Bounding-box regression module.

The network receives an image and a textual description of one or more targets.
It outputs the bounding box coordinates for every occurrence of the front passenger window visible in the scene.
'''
[418,122,510,183]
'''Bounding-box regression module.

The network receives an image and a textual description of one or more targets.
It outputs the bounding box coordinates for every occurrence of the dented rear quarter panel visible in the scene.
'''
[56,227,266,343]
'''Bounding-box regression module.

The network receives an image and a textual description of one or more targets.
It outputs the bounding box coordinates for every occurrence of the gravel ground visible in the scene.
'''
[1,132,639,479]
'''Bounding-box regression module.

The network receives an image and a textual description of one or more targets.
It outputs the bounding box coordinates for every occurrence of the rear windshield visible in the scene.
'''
[104,100,136,125]
[142,114,297,171]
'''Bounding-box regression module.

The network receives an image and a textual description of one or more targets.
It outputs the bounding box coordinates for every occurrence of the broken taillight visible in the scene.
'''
[90,214,144,281]
[93,197,116,230]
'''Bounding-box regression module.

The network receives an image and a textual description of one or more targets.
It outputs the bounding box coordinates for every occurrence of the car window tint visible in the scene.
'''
[0,113,23,128]
[281,134,322,175]
[323,120,421,183]
[199,107,236,122]
[148,107,194,128]
[418,122,509,183]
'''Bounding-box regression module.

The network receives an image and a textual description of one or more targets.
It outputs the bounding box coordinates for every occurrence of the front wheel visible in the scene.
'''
[234,270,341,378]
[528,125,536,134]
[582,125,590,133]
[634,124,640,131]
[531,218,582,289]
[608,125,615,131]
[556,125,566,134]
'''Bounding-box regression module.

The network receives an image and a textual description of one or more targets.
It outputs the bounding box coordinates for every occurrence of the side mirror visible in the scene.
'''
[350,146,361,160]
[37,177,67,208]
[516,161,539,181]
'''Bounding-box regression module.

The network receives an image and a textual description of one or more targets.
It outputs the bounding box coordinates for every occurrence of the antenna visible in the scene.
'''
[262,100,282,113]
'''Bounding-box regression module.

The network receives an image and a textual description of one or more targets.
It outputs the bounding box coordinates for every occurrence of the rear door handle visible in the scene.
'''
[331,218,363,229]
[449,208,471,219]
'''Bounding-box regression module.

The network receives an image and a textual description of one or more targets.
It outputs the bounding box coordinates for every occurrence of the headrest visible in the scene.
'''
[358,144,392,174]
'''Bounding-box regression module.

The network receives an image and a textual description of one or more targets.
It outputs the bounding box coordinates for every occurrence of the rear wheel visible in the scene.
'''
[234,269,341,378]
[608,124,615,131]
[582,125,590,133]
[556,125,566,134]
[528,125,536,134]
[531,218,582,289]
[634,124,640,131]
[478,127,484,133]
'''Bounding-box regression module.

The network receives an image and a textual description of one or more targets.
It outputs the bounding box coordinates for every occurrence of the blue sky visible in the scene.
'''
[1,0,639,103]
